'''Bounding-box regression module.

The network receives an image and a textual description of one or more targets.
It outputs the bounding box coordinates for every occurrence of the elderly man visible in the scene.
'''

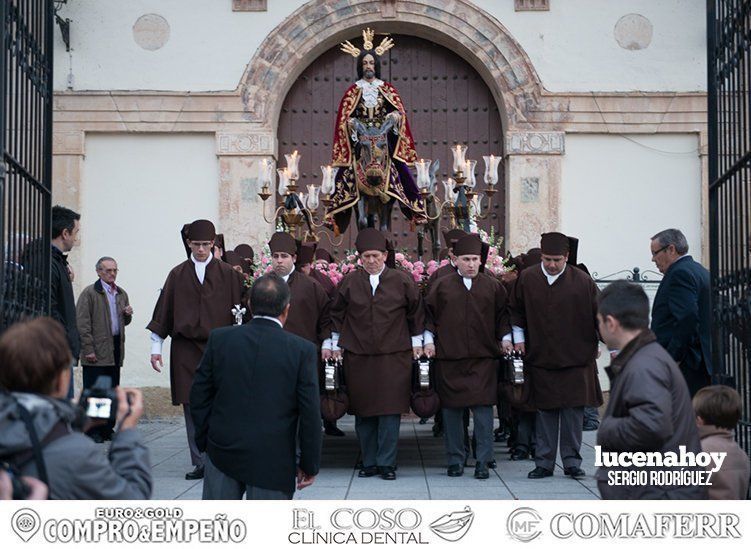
[147,219,245,480]
[509,232,602,479]
[330,228,425,480]
[649,228,712,396]
[76,256,133,441]
[190,274,321,500]
[424,233,512,479]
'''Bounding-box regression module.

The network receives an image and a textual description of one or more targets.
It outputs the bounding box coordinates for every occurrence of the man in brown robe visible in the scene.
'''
[267,233,340,437]
[425,228,467,291]
[268,233,332,347]
[509,232,602,479]
[424,234,512,479]
[330,228,425,480]
[148,219,245,480]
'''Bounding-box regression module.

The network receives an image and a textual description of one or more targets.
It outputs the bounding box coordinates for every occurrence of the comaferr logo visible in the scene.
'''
[429,506,475,542]
[506,507,542,542]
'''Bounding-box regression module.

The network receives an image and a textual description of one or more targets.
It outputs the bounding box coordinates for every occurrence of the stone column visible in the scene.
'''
[52,131,86,295]
[215,131,277,252]
[504,131,565,254]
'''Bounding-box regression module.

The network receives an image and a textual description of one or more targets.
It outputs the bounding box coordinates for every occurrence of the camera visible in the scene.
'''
[78,376,118,427]
[1,462,30,500]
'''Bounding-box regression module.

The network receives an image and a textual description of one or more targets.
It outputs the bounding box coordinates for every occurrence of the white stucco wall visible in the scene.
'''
[54,0,706,93]
[79,134,219,389]
[561,133,703,278]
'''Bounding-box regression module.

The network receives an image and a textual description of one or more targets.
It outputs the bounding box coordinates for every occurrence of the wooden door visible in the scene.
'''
[278,34,504,258]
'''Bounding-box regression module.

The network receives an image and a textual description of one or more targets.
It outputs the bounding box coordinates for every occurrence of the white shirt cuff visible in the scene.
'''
[423,330,434,345]
[322,338,332,351]
[512,325,525,343]
[502,333,513,343]
[331,332,341,352]
[411,335,423,348]
[150,332,164,355]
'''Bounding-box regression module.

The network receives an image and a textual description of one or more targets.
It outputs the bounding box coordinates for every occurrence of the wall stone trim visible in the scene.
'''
[506,131,565,155]
[216,132,275,156]
[52,131,85,155]
[232,0,267,11]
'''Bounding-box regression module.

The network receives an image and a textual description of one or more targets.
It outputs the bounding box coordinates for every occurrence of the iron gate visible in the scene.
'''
[707,0,751,454]
[0,0,54,331]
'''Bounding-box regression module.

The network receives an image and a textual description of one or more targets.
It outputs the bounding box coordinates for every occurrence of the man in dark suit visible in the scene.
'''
[190,273,322,499]
[650,228,712,396]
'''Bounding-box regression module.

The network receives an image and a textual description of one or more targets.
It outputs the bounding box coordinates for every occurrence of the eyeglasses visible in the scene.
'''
[651,245,670,258]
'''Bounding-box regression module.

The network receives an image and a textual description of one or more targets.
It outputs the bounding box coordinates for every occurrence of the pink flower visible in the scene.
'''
[395,252,405,262]
[347,254,356,262]
[426,265,438,276]
[439,259,449,267]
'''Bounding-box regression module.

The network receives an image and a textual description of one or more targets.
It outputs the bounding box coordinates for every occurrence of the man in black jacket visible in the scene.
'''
[190,273,322,499]
[649,229,712,396]
[44,206,82,399]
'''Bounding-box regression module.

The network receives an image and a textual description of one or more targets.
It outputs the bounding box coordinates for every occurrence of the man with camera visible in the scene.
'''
[424,233,512,479]
[0,317,152,499]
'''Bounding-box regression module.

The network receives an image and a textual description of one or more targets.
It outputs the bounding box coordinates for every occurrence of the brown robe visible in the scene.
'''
[425,272,510,408]
[425,262,456,294]
[147,258,245,404]
[310,268,337,299]
[509,264,603,410]
[330,267,425,417]
[284,270,332,344]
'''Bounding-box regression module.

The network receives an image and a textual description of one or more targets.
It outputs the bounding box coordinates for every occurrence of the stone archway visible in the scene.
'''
[229,0,561,253]
[239,0,544,132]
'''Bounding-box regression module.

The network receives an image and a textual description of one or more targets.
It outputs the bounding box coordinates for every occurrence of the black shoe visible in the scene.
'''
[582,422,599,431]
[564,466,586,479]
[510,448,529,461]
[185,465,204,480]
[494,431,507,443]
[378,466,396,480]
[419,417,428,424]
[487,459,497,469]
[447,464,464,477]
[324,424,346,437]
[358,466,378,478]
[474,463,489,479]
[527,466,553,479]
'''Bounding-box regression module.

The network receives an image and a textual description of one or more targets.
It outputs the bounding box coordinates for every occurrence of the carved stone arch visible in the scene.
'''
[238,0,544,132]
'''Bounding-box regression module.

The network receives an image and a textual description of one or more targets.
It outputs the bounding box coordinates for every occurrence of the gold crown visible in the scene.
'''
[339,28,396,58]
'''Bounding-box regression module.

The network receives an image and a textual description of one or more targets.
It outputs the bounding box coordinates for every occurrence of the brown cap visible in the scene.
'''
[315,248,333,262]
[540,232,569,256]
[453,233,483,257]
[567,236,579,265]
[522,248,542,270]
[223,250,244,267]
[234,243,254,261]
[442,228,468,250]
[186,219,216,241]
[297,243,316,266]
[268,232,297,255]
[355,228,388,253]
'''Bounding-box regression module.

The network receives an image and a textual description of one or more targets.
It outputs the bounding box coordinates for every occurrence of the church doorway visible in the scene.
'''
[277,34,505,258]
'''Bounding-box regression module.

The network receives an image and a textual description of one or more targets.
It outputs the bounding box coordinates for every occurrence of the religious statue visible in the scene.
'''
[326,28,426,234]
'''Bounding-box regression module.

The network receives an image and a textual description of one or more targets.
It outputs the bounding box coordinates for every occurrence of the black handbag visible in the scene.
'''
[410,356,441,418]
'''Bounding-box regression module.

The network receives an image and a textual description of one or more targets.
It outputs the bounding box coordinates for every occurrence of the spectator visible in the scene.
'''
[650,228,712,396]
[76,256,133,442]
[190,274,321,499]
[42,206,82,399]
[596,280,706,499]
[0,318,152,500]
[693,385,750,499]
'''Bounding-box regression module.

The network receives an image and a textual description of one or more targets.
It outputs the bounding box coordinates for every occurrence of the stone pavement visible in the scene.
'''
[139,414,601,500]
